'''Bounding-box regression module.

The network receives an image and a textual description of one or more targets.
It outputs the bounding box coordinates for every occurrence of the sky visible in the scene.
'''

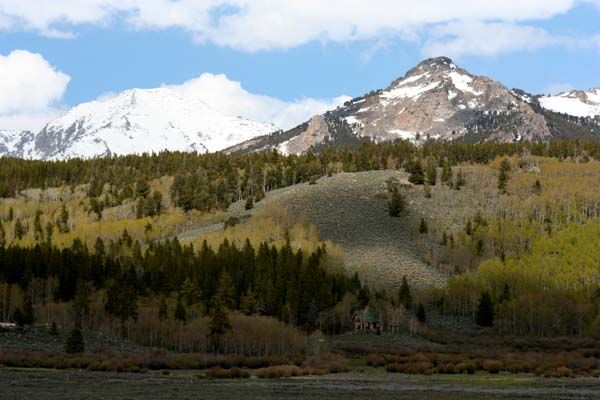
[0,0,599,132]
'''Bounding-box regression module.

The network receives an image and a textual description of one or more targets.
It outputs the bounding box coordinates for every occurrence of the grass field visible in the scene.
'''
[2,368,599,400]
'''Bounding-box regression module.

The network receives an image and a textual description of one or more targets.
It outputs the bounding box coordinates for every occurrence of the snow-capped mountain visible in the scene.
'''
[0,130,34,158]
[231,57,552,154]
[1,88,278,160]
[539,89,600,118]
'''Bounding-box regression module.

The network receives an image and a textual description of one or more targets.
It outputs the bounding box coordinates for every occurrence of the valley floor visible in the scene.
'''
[2,368,600,400]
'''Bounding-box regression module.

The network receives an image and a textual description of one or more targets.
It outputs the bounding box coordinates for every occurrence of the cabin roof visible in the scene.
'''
[353,308,380,323]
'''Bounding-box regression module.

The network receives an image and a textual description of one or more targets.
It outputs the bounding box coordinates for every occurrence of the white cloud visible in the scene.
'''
[0,0,588,53]
[0,50,70,131]
[165,73,350,130]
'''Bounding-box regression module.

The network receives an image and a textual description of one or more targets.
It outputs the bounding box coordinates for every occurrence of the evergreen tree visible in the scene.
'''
[174,296,187,324]
[426,160,437,186]
[398,276,412,309]
[105,277,138,336]
[388,188,406,217]
[158,297,168,322]
[240,289,258,315]
[14,298,34,326]
[419,218,428,234]
[13,218,25,241]
[181,277,201,305]
[476,292,495,327]
[497,159,511,193]
[423,184,432,198]
[454,169,466,190]
[45,221,54,243]
[208,296,232,353]
[33,210,44,241]
[58,204,70,233]
[441,163,453,186]
[50,321,58,336]
[64,326,85,354]
[135,179,150,198]
[0,221,5,247]
[245,196,254,210]
[465,220,473,236]
[441,232,448,246]
[533,179,542,195]
[217,272,236,309]
[416,303,426,323]
[408,161,425,185]
[7,207,13,222]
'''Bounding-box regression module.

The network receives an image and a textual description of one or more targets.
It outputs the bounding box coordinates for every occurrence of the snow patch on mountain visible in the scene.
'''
[448,71,483,96]
[539,89,600,117]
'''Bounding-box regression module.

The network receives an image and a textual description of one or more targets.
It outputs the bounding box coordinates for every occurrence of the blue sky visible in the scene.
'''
[0,0,599,131]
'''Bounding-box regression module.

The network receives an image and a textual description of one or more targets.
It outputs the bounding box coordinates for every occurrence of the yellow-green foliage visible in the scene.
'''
[193,205,346,271]
[444,221,600,336]
[473,222,600,295]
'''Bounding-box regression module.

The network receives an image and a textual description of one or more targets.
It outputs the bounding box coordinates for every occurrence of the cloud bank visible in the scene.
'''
[1,0,598,56]
[0,50,69,131]
[166,73,350,130]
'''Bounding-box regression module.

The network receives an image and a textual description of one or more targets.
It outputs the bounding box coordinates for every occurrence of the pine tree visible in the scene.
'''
[533,179,542,195]
[426,161,437,186]
[50,321,58,336]
[398,276,412,309]
[454,169,466,190]
[174,296,187,324]
[423,184,432,198]
[135,179,150,199]
[13,218,25,241]
[58,204,70,233]
[33,210,44,241]
[217,273,236,309]
[388,188,406,217]
[64,326,85,354]
[208,296,232,353]
[181,277,201,305]
[158,297,168,322]
[0,221,5,247]
[419,218,428,234]
[476,292,495,327]
[105,277,138,337]
[245,196,254,210]
[497,159,511,193]
[441,163,453,186]
[240,289,258,315]
[408,161,425,185]
[416,303,426,323]
[14,299,34,326]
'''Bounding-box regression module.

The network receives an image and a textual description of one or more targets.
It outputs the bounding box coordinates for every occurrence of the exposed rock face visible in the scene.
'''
[278,115,331,155]
[234,57,555,154]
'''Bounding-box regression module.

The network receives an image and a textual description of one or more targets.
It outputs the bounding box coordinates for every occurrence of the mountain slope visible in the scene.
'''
[230,57,556,154]
[0,130,34,158]
[30,88,278,160]
[539,89,600,118]
[1,88,277,160]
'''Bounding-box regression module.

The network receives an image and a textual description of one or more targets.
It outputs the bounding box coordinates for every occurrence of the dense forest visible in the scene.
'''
[3,139,600,350]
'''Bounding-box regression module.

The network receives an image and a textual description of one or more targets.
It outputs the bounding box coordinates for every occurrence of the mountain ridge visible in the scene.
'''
[1,87,278,160]
[3,57,600,159]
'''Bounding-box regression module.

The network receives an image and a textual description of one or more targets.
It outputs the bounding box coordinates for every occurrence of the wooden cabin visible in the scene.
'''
[351,308,381,334]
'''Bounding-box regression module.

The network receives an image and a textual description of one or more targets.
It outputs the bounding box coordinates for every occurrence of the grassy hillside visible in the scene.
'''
[221,169,498,290]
